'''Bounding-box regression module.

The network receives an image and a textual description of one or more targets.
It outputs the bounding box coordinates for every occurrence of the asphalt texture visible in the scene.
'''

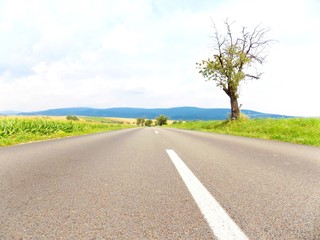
[0,127,319,239]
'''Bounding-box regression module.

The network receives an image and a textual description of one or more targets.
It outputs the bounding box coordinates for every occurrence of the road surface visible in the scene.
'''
[1,127,319,239]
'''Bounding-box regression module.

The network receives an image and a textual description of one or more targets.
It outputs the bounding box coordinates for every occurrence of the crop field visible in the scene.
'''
[0,116,134,146]
[81,116,137,125]
[168,118,320,146]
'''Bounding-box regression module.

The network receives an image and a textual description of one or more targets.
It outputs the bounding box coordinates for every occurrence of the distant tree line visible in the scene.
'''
[136,115,169,127]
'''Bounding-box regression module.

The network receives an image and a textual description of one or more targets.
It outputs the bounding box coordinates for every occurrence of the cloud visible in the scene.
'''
[0,0,319,116]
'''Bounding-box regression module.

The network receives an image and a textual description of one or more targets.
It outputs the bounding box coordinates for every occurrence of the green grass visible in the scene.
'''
[0,117,134,146]
[168,118,320,146]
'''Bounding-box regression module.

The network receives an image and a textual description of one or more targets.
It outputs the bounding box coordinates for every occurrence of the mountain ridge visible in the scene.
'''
[16,107,294,120]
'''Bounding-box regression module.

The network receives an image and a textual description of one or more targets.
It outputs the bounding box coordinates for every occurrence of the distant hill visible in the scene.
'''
[18,107,293,120]
[0,110,20,115]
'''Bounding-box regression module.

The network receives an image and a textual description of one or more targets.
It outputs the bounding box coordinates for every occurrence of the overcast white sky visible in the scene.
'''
[0,0,319,116]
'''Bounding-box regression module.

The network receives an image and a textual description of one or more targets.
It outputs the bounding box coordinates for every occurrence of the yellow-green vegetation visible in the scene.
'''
[80,116,120,124]
[0,117,134,146]
[81,117,136,125]
[168,118,320,146]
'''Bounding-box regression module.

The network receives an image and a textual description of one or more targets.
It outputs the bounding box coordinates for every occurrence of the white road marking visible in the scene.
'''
[155,131,159,134]
[166,149,248,240]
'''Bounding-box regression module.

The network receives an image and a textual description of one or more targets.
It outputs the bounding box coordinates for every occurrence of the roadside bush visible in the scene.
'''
[155,115,169,126]
[136,118,145,126]
[145,119,153,127]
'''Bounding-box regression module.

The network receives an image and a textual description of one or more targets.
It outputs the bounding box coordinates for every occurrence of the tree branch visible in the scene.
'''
[245,73,261,79]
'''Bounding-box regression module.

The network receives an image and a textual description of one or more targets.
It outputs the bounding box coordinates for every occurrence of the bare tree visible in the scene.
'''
[197,20,273,120]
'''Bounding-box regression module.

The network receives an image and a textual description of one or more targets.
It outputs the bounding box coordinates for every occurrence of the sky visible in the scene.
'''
[0,0,319,116]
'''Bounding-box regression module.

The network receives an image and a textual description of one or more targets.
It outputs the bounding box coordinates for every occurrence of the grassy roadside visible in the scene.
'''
[0,117,135,146]
[167,118,320,146]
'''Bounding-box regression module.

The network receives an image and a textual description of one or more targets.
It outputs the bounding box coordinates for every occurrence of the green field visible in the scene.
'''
[0,117,134,146]
[168,118,320,146]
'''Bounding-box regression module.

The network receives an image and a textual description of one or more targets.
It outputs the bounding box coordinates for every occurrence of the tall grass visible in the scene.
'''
[168,118,320,146]
[0,117,134,146]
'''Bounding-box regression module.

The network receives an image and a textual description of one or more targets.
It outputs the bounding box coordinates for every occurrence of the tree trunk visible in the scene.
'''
[229,95,240,120]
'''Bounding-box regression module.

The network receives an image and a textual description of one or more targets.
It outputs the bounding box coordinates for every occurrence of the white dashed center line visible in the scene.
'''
[166,149,248,240]
[155,131,159,134]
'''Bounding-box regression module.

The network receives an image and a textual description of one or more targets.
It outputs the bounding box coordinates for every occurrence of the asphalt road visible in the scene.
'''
[0,127,319,239]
